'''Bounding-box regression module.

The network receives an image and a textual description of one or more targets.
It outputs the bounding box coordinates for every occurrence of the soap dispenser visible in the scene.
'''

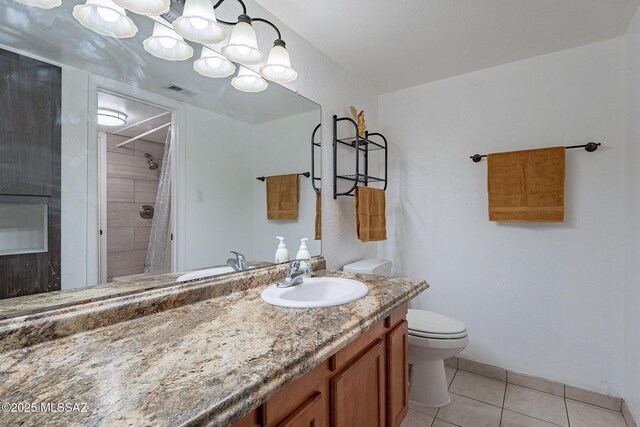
[296,238,311,275]
[275,236,289,264]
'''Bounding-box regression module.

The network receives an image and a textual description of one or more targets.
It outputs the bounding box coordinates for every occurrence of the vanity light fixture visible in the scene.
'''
[98,108,128,126]
[173,0,225,44]
[260,39,298,83]
[12,0,61,9]
[194,45,236,78]
[112,0,170,16]
[72,0,138,39]
[144,22,194,61]
[20,0,299,93]
[221,15,263,65]
[231,67,268,93]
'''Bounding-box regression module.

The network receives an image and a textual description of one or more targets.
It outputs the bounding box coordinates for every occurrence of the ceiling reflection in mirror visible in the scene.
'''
[0,0,322,319]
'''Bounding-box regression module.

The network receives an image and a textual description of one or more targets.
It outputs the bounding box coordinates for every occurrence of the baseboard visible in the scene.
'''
[623,399,638,427]
[445,356,628,415]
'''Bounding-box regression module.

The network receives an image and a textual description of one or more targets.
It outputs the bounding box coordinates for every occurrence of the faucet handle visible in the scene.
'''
[288,259,312,276]
[230,251,245,260]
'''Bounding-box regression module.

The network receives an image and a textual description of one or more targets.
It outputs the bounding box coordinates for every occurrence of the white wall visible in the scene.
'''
[60,66,90,289]
[181,106,255,270]
[244,0,380,269]
[251,111,322,261]
[378,39,627,395]
[625,7,640,420]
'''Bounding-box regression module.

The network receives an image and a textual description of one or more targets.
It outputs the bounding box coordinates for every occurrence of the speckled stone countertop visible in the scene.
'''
[0,265,427,427]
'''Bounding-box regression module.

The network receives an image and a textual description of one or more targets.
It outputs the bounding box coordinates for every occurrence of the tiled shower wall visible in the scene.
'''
[105,134,164,281]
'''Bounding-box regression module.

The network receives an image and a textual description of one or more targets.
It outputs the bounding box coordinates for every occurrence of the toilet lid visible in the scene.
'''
[407,309,467,336]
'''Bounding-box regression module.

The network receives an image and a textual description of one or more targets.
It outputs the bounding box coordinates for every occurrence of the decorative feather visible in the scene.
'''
[350,106,366,138]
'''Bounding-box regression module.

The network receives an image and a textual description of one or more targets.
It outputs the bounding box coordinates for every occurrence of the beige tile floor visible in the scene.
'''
[403,367,629,427]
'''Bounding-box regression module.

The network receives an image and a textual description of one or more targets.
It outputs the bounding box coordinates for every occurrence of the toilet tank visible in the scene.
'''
[343,259,393,277]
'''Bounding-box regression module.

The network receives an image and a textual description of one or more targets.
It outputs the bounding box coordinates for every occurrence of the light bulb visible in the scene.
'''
[97,6,120,22]
[159,37,177,49]
[190,17,208,31]
[207,57,223,68]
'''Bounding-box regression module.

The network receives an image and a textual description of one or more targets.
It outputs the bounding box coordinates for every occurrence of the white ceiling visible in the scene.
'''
[257,0,639,93]
[0,1,319,124]
[98,92,170,144]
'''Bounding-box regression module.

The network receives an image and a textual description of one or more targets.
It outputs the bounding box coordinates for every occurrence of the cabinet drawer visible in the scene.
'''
[265,360,328,427]
[277,392,323,427]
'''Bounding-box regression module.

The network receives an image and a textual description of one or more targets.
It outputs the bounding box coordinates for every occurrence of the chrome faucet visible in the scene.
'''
[277,259,312,288]
[227,251,249,271]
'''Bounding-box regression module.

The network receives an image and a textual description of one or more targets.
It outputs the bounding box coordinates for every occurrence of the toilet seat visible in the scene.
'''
[407,309,467,340]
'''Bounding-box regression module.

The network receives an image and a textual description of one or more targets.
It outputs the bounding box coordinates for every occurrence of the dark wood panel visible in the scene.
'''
[331,339,385,427]
[386,320,409,427]
[0,49,57,196]
[0,49,61,299]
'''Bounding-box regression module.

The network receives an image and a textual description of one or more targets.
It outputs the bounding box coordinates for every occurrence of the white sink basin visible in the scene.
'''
[261,277,369,308]
[177,266,254,283]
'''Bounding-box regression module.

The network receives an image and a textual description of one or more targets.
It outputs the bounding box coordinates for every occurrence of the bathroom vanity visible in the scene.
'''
[233,304,409,427]
[0,259,428,426]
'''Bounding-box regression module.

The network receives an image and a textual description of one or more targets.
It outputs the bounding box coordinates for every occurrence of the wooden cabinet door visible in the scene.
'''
[278,392,323,427]
[330,339,385,427]
[386,320,409,427]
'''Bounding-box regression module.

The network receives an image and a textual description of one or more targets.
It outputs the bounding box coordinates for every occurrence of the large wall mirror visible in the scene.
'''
[0,0,322,318]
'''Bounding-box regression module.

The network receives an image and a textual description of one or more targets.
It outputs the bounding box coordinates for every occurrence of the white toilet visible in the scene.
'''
[343,259,469,407]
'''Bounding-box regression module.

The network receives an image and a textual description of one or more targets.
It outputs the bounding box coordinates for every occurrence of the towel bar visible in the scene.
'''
[470,142,601,163]
[256,172,310,182]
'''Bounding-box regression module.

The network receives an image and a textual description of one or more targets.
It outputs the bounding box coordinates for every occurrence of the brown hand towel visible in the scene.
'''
[488,147,565,222]
[355,186,387,242]
[315,189,321,240]
[266,174,299,220]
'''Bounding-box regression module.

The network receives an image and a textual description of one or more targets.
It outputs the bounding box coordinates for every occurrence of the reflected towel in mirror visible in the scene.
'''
[266,174,299,220]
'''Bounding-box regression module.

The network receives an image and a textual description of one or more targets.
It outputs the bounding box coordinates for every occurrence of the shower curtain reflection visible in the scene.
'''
[145,128,172,275]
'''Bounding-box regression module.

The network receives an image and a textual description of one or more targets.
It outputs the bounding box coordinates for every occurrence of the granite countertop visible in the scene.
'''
[0,262,273,320]
[0,268,427,427]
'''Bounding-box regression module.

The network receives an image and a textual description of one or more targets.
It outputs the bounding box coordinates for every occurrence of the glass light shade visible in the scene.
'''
[12,0,61,9]
[144,22,194,61]
[98,108,128,126]
[72,0,138,39]
[231,67,268,93]
[73,0,138,39]
[222,17,263,65]
[173,0,225,44]
[112,0,169,16]
[194,46,236,78]
[260,42,298,83]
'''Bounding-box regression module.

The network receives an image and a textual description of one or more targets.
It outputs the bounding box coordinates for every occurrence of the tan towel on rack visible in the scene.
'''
[488,147,565,222]
[266,174,299,220]
[355,186,387,242]
[315,189,321,240]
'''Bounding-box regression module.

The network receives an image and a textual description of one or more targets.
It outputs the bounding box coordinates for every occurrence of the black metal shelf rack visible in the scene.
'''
[333,115,388,199]
[311,123,321,195]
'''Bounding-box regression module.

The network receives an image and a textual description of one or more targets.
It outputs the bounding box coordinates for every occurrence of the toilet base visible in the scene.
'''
[409,358,451,407]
